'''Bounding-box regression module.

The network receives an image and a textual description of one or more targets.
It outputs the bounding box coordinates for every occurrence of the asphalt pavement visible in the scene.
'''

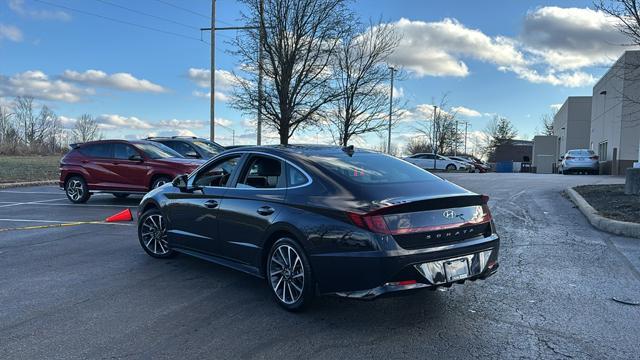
[0,173,638,359]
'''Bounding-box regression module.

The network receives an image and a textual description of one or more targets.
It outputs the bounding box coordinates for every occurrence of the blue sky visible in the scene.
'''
[0,0,630,153]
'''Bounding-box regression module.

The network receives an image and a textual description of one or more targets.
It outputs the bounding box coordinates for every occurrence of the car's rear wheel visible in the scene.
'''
[65,176,91,203]
[445,164,456,171]
[151,176,172,189]
[267,238,314,311]
[113,193,130,199]
[138,209,175,259]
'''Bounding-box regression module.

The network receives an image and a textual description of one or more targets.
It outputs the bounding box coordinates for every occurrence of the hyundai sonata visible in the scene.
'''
[137,145,500,311]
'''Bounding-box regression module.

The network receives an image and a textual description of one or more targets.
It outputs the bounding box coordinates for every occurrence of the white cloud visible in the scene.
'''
[9,0,71,21]
[451,106,481,117]
[0,70,90,102]
[158,119,207,129]
[504,66,596,87]
[521,7,627,71]
[0,24,23,42]
[388,18,527,77]
[187,68,236,101]
[96,114,153,130]
[62,70,166,93]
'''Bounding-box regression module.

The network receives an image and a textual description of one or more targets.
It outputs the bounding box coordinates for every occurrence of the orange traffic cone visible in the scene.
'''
[105,208,133,222]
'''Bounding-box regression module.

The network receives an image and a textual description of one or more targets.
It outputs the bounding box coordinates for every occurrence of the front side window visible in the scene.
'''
[237,156,284,189]
[193,155,241,187]
[311,152,438,184]
[134,142,182,159]
[113,143,139,160]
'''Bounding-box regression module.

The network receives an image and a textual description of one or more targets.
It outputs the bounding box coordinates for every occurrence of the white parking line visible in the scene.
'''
[0,190,62,194]
[0,198,67,208]
[0,218,134,226]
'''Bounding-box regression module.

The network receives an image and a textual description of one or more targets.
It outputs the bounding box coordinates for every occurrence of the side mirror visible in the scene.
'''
[559,156,564,161]
[185,151,200,159]
[172,174,189,192]
[129,154,144,162]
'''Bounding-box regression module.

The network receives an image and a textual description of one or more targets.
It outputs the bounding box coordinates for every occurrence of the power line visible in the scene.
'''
[34,0,206,43]
[93,0,198,30]
[150,0,210,20]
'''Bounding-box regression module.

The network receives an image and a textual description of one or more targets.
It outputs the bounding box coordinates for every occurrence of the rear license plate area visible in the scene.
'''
[444,258,469,282]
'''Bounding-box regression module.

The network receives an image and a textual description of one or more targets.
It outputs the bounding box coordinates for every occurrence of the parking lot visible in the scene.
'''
[0,173,638,359]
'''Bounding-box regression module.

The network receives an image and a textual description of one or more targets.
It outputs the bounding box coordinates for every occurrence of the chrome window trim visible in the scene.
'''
[190,150,313,191]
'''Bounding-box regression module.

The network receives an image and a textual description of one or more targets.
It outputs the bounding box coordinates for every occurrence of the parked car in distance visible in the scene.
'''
[60,140,205,203]
[137,145,500,311]
[559,149,599,175]
[403,153,470,171]
[449,156,490,173]
[147,136,225,159]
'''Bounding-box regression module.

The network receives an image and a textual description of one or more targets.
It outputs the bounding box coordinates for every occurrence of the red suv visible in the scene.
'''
[59,140,205,203]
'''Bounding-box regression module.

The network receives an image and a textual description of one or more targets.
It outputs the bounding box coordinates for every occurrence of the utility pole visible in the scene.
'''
[201,0,263,144]
[464,121,469,154]
[433,105,437,170]
[256,0,264,145]
[387,66,396,154]
[454,118,458,156]
[209,0,216,141]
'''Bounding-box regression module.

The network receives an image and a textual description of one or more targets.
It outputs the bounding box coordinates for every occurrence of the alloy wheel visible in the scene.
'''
[66,179,84,201]
[140,214,170,255]
[269,244,305,305]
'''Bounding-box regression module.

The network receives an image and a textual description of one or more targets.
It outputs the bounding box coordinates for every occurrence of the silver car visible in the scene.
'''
[559,149,599,175]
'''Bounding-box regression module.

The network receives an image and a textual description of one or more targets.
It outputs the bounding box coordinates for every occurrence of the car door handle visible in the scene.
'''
[203,200,219,209]
[257,206,275,216]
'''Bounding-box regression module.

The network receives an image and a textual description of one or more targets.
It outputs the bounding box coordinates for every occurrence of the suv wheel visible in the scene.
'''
[267,238,315,311]
[138,209,175,259]
[151,176,172,189]
[65,176,91,203]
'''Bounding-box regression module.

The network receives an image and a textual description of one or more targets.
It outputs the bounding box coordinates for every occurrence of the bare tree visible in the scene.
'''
[539,113,554,136]
[14,96,35,146]
[412,95,462,155]
[596,1,640,45]
[329,20,402,146]
[72,114,101,143]
[404,137,432,155]
[231,0,352,144]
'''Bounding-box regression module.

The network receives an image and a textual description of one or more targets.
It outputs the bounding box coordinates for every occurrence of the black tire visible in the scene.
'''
[113,193,130,199]
[65,175,91,204]
[151,176,172,190]
[267,238,315,312]
[445,164,456,171]
[138,208,176,259]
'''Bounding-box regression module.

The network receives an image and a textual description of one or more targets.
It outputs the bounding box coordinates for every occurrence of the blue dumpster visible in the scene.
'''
[496,161,513,173]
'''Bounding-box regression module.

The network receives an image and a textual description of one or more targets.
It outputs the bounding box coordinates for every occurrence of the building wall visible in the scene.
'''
[553,96,591,158]
[532,135,558,174]
[590,51,640,175]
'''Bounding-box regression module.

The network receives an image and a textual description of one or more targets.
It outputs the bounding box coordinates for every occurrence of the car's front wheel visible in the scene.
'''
[445,164,456,171]
[138,209,176,259]
[151,176,172,189]
[65,176,91,203]
[267,238,314,311]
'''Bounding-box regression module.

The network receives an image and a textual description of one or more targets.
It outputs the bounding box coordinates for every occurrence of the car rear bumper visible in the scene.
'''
[310,234,499,297]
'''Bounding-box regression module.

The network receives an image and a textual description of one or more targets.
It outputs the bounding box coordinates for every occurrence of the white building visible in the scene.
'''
[553,96,592,159]
[590,50,640,175]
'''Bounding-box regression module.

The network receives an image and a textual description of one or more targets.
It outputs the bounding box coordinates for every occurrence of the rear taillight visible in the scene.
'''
[590,155,599,160]
[347,212,391,234]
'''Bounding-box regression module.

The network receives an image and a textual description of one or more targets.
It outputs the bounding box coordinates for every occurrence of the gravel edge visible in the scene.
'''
[566,186,640,239]
[0,180,58,189]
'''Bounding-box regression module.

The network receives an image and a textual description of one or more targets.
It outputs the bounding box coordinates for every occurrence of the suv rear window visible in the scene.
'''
[133,142,182,159]
[310,152,437,184]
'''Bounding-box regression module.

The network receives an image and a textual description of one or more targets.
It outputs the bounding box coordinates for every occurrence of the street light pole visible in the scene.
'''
[256,0,264,145]
[387,66,396,154]
[209,0,216,142]
[433,105,437,170]
[464,121,469,154]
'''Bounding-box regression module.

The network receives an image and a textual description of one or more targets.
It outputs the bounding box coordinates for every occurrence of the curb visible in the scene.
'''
[566,187,640,239]
[0,180,58,189]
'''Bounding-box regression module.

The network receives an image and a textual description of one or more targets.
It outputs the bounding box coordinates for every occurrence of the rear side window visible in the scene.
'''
[237,156,284,189]
[287,164,308,187]
[311,152,437,184]
[80,143,112,158]
[113,143,138,160]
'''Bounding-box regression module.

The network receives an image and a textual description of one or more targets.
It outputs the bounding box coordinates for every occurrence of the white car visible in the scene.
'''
[403,153,470,171]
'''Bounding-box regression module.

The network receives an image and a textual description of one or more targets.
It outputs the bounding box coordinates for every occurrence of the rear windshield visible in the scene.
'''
[568,150,594,157]
[309,152,437,184]
[133,142,183,159]
[192,140,224,156]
